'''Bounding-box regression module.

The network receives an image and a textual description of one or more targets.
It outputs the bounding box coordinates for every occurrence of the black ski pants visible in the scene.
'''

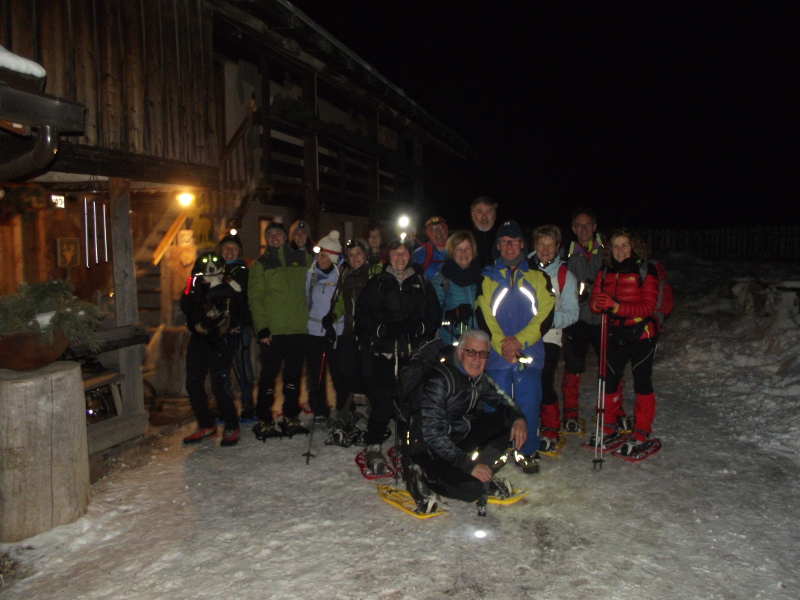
[186,334,237,430]
[412,412,511,503]
[562,320,601,375]
[256,333,306,423]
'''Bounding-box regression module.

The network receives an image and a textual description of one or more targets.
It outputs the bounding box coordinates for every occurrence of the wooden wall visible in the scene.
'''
[0,0,218,168]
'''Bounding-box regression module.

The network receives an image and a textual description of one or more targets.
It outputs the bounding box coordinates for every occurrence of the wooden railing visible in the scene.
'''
[640,226,800,261]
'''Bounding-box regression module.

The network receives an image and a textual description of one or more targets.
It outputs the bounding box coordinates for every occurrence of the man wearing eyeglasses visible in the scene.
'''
[407,329,527,504]
[475,219,555,474]
[413,215,449,281]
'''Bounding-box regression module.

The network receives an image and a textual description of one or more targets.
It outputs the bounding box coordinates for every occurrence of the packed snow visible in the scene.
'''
[1,253,799,600]
[0,45,46,78]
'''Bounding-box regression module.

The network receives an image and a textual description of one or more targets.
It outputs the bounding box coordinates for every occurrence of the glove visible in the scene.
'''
[324,324,337,344]
[321,313,334,330]
[592,292,617,312]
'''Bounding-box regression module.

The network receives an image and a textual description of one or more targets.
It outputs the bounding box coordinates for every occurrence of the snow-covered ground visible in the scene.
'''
[2,253,799,600]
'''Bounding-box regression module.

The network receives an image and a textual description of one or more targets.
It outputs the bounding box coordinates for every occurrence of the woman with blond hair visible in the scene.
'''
[432,230,482,346]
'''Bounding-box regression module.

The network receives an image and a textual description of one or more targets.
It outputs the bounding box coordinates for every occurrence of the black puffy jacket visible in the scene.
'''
[411,346,524,473]
[354,263,441,357]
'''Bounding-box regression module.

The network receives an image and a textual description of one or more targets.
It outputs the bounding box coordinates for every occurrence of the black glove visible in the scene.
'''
[321,313,334,330]
[324,324,337,344]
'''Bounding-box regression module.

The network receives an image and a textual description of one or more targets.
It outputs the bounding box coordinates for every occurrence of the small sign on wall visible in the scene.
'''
[57,238,81,267]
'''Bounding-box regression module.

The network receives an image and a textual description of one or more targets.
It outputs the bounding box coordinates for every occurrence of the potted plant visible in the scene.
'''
[0,280,104,371]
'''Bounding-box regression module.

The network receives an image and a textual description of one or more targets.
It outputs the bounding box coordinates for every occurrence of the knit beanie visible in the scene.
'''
[217,231,243,253]
[317,230,342,255]
[265,221,288,237]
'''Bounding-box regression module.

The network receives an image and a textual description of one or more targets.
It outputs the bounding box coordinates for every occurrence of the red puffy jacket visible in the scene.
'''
[590,259,659,341]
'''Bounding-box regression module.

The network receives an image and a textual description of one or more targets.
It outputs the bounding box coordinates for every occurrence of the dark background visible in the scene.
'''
[291,2,798,230]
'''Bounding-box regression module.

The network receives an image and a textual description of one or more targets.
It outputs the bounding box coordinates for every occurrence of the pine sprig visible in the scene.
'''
[0,280,104,350]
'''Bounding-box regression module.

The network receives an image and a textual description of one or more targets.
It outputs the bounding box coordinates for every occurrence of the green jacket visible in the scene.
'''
[248,245,312,338]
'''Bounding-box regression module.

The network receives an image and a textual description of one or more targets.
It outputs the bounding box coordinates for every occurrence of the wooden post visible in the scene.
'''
[0,362,89,542]
[102,178,148,452]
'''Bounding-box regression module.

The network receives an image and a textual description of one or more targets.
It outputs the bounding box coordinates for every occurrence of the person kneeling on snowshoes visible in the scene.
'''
[404,329,527,507]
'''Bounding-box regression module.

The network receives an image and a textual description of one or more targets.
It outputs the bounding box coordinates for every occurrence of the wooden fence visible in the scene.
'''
[637,226,800,261]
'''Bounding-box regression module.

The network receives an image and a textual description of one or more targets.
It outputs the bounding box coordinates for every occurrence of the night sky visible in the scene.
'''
[291,2,798,230]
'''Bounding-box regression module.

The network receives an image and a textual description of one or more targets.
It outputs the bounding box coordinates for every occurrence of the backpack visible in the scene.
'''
[602,260,673,326]
[645,260,673,325]
[392,338,447,427]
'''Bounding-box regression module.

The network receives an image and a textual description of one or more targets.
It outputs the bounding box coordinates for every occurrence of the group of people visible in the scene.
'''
[180,200,667,507]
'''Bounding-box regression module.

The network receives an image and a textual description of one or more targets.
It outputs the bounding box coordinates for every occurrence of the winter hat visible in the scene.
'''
[217,231,243,253]
[316,230,342,255]
[346,237,369,256]
[495,219,523,240]
[265,221,288,238]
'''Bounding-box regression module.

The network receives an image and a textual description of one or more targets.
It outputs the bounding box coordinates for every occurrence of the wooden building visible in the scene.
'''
[0,0,471,453]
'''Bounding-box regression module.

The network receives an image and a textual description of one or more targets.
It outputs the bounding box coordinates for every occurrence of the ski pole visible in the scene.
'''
[303,348,327,464]
[393,339,400,485]
[593,312,609,469]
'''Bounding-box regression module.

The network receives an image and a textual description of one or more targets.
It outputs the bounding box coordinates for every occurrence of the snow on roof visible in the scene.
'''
[0,44,46,78]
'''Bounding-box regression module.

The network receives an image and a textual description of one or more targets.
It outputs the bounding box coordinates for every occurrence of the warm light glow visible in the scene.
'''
[177,193,195,206]
[398,215,410,228]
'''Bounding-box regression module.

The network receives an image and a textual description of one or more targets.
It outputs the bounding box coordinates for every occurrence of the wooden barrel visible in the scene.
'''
[0,361,89,542]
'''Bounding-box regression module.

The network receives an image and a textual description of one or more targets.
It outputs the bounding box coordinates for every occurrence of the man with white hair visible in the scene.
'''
[407,329,527,504]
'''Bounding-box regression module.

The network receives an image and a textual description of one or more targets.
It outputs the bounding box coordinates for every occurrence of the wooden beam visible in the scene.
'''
[0,82,85,131]
[52,142,219,189]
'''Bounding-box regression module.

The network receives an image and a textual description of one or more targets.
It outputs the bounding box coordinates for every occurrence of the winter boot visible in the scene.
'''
[491,447,514,473]
[588,428,623,449]
[561,371,581,421]
[239,405,255,422]
[183,426,218,445]
[618,430,651,457]
[252,420,283,441]
[488,476,515,500]
[513,450,541,475]
[280,417,310,437]
[220,427,240,447]
[365,444,389,476]
[539,435,561,454]
[616,415,634,433]
[563,418,584,434]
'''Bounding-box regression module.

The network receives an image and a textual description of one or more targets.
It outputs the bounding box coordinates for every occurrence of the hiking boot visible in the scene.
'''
[488,477,514,500]
[220,427,240,447]
[252,420,283,441]
[240,405,255,422]
[539,437,559,453]
[563,418,583,433]
[588,430,623,449]
[616,415,634,433]
[490,448,513,473]
[280,417,310,437]
[618,434,650,457]
[513,451,540,474]
[183,426,218,445]
[365,444,389,476]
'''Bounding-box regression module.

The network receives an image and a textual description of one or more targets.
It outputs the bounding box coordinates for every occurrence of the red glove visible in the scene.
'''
[592,293,617,312]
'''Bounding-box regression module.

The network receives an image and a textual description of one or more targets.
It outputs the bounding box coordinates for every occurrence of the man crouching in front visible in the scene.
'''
[407,329,527,505]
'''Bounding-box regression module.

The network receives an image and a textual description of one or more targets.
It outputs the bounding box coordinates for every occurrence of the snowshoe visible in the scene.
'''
[252,420,283,441]
[613,437,662,462]
[279,417,310,437]
[582,430,627,453]
[324,422,362,447]
[356,447,396,479]
[539,435,566,457]
[366,444,389,475]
